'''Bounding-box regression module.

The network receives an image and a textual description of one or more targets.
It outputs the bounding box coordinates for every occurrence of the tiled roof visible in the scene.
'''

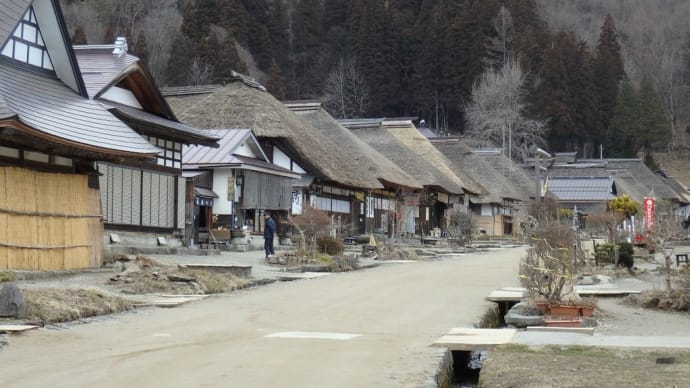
[546,176,616,201]
[183,128,254,165]
[0,61,160,156]
[0,94,16,118]
[105,101,219,146]
[73,46,139,98]
[0,1,30,49]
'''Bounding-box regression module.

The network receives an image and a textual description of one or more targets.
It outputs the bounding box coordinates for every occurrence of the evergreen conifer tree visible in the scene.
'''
[594,15,625,136]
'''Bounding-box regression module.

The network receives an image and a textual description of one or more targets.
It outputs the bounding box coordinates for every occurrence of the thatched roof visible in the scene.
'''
[285,102,420,190]
[433,139,529,203]
[383,120,483,195]
[472,148,536,201]
[341,119,465,194]
[165,75,386,189]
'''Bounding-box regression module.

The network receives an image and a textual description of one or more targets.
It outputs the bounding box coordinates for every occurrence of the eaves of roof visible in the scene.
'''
[105,101,219,147]
[0,61,160,157]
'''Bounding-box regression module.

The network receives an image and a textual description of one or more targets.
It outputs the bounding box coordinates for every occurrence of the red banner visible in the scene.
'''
[643,197,655,231]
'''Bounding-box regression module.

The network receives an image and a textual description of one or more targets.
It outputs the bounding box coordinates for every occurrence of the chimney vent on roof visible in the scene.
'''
[112,37,128,57]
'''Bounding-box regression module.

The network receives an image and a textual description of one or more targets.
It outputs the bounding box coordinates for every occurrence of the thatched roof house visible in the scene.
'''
[284,102,420,190]
[339,119,477,195]
[382,119,484,195]
[432,139,529,204]
[165,73,391,190]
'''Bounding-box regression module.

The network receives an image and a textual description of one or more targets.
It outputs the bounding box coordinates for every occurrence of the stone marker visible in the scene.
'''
[0,283,27,318]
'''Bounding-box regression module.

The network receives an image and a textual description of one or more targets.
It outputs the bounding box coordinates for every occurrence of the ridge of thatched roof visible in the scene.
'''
[470,147,536,201]
[343,120,463,194]
[286,104,421,190]
[165,79,385,189]
[382,120,483,195]
[433,140,532,203]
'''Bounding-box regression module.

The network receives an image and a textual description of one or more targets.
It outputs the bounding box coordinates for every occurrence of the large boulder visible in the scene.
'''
[0,283,27,318]
[504,301,544,328]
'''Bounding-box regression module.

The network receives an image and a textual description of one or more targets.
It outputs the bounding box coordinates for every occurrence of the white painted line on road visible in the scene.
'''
[265,331,361,340]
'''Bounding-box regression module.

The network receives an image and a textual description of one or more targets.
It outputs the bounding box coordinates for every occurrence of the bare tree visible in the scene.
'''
[485,6,515,68]
[322,57,369,119]
[464,59,546,163]
[188,58,214,86]
[140,3,182,84]
[290,204,332,260]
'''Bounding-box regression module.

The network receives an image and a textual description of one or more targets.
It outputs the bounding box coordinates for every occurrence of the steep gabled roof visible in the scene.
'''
[0,0,161,162]
[73,45,140,99]
[545,158,681,203]
[0,61,159,157]
[1,0,87,96]
[74,45,219,147]
[383,119,481,195]
[433,139,530,203]
[546,176,616,202]
[341,119,464,194]
[183,128,263,166]
[285,102,420,190]
[165,75,388,189]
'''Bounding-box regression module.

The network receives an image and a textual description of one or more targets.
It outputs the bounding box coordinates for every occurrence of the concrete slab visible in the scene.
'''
[432,328,517,351]
[0,324,38,333]
[276,272,332,281]
[135,295,208,307]
[486,289,525,302]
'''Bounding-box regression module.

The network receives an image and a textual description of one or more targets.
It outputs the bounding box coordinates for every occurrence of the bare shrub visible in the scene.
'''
[291,204,332,260]
[520,221,578,303]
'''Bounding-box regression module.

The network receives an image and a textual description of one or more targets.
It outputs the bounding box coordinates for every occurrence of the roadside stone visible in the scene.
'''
[0,283,27,318]
[167,274,196,282]
[504,301,544,328]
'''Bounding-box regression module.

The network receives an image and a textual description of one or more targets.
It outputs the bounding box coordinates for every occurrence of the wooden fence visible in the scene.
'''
[0,167,103,270]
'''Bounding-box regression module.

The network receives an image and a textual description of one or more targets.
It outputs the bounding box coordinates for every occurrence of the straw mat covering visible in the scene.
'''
[0,167,102,270]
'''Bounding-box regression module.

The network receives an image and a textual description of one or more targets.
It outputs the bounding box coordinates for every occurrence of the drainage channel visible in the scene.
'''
[446,302,511,388]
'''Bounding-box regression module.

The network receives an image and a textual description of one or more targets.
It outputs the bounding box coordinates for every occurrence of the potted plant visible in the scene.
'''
[579,296,598,317]
[519,221,578,308]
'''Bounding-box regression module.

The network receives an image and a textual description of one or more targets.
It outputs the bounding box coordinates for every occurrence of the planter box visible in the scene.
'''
[549,304,580,316]
[580,307,595,317]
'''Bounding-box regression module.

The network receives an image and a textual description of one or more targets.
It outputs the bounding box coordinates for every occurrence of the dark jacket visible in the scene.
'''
[264,217,276,239]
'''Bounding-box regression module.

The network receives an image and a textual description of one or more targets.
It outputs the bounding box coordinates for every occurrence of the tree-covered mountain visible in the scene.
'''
[59,0,688,162]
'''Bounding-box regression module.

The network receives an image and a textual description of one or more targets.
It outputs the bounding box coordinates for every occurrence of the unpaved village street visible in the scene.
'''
[0,247,525,388]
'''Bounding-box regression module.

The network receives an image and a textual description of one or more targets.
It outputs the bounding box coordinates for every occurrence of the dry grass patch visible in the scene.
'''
[479,345,690,387]
[110,265,248,295]
[23,288,135,325]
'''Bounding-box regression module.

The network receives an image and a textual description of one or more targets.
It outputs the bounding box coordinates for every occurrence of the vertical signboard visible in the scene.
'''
[643,197,655,231]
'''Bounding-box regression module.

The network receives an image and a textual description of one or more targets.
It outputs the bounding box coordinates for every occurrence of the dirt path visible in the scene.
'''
[0,247,526,388]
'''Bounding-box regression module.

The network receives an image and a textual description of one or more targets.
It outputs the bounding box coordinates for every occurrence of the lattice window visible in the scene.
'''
[1,7,54,71]
[147,136,182,169]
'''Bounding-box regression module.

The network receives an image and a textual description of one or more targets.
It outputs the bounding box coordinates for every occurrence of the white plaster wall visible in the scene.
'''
[212,168,235,215]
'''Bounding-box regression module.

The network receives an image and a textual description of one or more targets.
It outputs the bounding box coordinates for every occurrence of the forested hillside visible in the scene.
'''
[59,0,690,166]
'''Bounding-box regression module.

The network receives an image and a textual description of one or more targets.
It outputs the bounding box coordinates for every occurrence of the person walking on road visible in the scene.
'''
[263,212,276,259]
